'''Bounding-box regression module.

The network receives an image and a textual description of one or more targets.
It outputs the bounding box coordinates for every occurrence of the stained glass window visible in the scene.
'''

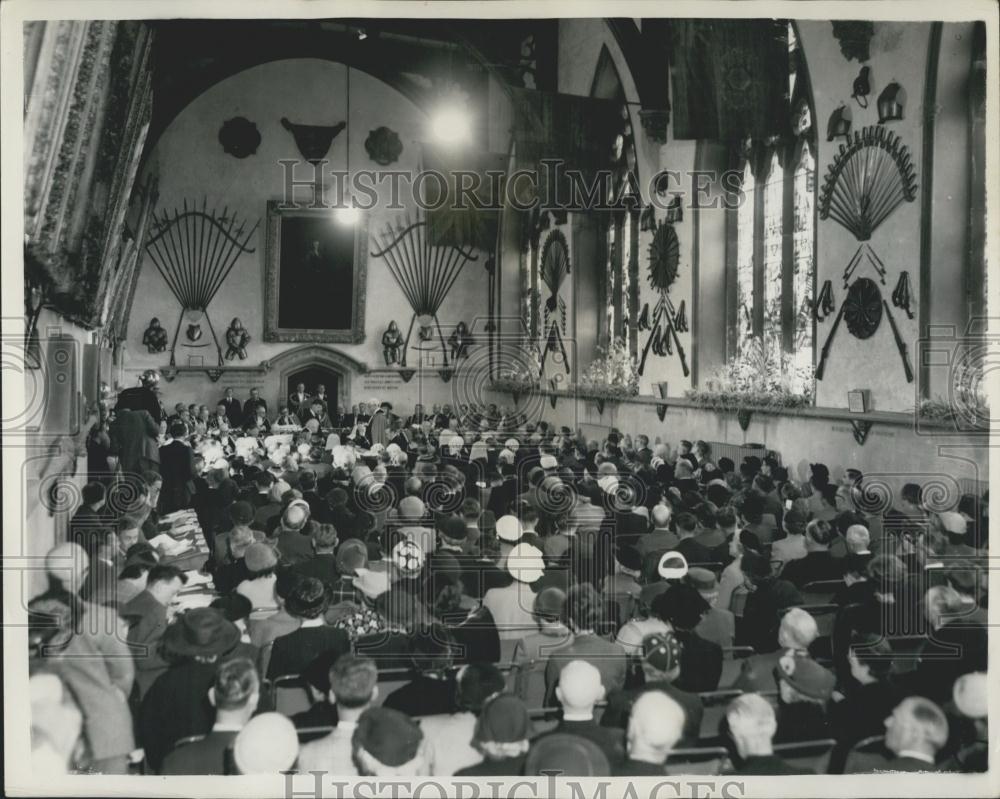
[762,149,784,368]
[792,140,816,395]
[736,160,755,360]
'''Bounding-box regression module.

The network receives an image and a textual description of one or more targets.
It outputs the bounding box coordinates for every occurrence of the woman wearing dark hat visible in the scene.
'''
[737,549,803,653]
[235,542,280,613]
[265,577,349,679]
[137,607,255,773]
[651,584,723,692]
[772,650,836,744]
[454,693,534,776]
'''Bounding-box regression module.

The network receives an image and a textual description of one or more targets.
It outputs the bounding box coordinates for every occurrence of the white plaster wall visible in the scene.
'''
[126,59,493,414]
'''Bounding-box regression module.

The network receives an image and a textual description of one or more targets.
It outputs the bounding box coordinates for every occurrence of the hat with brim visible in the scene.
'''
[354,564,393,599]
[774,651,836,701]
[658,551,689,580]
[507,542,545,583]
[161,607,240,657]
[496,514,522,543]
[523,733,611,777]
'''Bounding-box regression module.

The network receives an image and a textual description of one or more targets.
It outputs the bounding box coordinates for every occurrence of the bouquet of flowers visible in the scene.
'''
[575,338,640,400]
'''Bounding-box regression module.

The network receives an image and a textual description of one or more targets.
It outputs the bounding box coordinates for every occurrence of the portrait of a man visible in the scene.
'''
[264,202,367,342]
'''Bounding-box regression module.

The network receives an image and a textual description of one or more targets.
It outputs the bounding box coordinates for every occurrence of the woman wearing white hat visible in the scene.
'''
[482,542,546,661]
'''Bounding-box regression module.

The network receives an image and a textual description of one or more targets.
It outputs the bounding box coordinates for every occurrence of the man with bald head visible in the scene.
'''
[636,503,678,575]
[532,660,624,768]
[724,693,813,774]
[274,500,314,564]
[616,691,686,775]
[846,696,950,772]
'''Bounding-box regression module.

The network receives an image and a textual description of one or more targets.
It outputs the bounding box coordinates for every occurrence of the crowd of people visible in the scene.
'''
[28,372,990,778]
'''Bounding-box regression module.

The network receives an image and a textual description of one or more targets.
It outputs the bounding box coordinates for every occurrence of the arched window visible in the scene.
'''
[726,22,815,397]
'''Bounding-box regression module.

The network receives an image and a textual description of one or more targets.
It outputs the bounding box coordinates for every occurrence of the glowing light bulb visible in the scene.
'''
[431,106,472,145]
[334,204,360,225]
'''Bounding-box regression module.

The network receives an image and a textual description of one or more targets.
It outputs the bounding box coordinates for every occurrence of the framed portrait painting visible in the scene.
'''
[263,201,368,342]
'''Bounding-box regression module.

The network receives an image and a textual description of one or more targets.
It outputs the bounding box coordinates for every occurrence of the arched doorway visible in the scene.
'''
[264,345,366,413]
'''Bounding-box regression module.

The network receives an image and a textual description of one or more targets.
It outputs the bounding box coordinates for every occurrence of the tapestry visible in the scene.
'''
[670,19,789,141]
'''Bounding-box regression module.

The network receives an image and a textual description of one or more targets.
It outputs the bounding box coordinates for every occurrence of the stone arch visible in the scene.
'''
[263,345,366,411]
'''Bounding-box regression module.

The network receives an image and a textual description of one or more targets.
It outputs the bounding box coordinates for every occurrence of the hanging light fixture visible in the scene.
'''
[877,80,906,123]
[334,65,359,224]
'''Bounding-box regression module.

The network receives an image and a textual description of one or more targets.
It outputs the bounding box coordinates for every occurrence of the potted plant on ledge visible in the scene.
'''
[491,341,542,405]
[685,336,812,430]
[575,338,640,415]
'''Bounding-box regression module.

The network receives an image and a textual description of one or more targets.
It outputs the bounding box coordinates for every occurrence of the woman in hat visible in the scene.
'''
[651,584,723,693]
[772,650,836,744]
[738,549,803,654]
[264,577,349,679]
[235,542,280,613]
[137,607,254,773]
[454,693,534,776]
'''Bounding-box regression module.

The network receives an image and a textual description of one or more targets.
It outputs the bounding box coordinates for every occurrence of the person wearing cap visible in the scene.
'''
[352,706,430,777]
[601,631,703,746]
[297,654,379,775]
[773,649,836,743]
[235,542,280,613]
[781,518,845,587]
[230,711,299,774]
[771,504,811,569]
[265,577,348,679]
[738,550,804,654]
[846,696,950,773]
[414,663,507,775]
[616,690,687,776]
[544,584,628,702]
[138,607,255,772]
[731,606,818,693]
[689,567,735,649]
[724,693,813,775]
[510,587,574,706]
[600,543,643,627]
[453,693,533,776]
[651,583,722,692]
[482,542,545,659]
[379,622,458,717]
[494,513,524,560]
[738,492,778,545]
[524,733,612,777]
[160,657,260,775]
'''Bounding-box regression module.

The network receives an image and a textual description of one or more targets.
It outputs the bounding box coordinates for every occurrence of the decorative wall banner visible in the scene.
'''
[639,221,688,377]
[219,116,261,158]
[280,117,346,164]
[365,126,403,165]
[369,212,478,369]
[144,199,259,366]
[819,125,917,241]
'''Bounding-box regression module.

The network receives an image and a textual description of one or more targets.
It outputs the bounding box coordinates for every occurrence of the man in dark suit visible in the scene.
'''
[312,384,331,415]
[406,403,427,427]
[846,696,949,773]
[111,407,161,478]
[122,565,189,696]
[241,388,267,427]
[159,422,197,513]
[219,388,242,427]
[159,657,260,775]
[115,370,164,423]
[724,694,814,775]
[68,481,114,553]
[288,383,311,420]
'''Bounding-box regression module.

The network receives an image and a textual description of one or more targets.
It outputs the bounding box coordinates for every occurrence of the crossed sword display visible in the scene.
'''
[638,293,689,377]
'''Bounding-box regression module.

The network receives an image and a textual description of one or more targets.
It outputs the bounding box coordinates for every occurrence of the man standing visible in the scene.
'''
[242,388,268,427]
[220,388,242,426]
[159,421,196,513]
[313,384,330,415]
[115,370,163,424]
[111,407,160,479]
[289,383,311,420]
[369,402,393,448]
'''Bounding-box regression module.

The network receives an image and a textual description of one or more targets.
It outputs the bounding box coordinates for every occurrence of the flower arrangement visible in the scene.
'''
[575,338,640,400]
[491,341,542,393]
[918,390,990,426]
[686,336,813,413]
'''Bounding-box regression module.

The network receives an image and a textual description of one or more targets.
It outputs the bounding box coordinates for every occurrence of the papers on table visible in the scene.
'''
[148,534,194,557]
[172,593,215,611]
[183,570,213,587]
